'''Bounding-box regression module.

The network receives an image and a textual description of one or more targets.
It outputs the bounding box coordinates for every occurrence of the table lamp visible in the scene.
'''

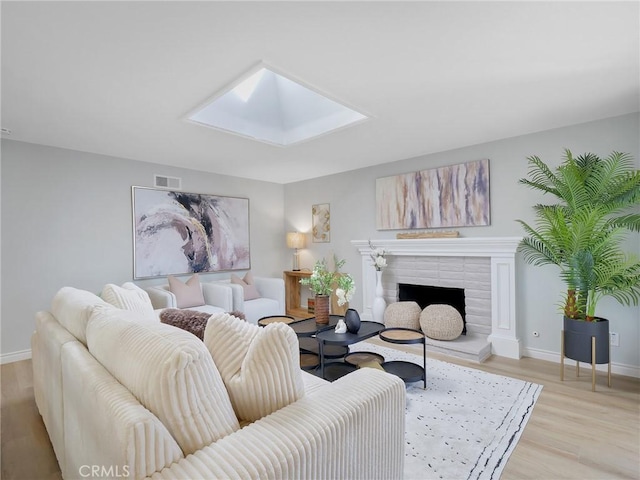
[286,232,305,271]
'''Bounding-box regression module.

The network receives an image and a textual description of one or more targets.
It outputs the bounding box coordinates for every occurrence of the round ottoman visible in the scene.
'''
[420,304,464,340]
[383,301,421,330]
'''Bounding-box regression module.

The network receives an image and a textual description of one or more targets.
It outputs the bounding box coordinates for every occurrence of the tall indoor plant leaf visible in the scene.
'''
[518,149,640,321]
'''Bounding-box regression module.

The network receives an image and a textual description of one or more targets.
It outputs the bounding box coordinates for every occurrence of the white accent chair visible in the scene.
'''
[145,282,233,314]
[215,277,285,324]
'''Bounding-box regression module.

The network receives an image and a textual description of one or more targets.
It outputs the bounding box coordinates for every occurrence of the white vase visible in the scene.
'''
[372,269,386,323]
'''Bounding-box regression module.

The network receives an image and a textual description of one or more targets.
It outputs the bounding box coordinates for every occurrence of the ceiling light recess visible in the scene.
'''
[186,65,369,146]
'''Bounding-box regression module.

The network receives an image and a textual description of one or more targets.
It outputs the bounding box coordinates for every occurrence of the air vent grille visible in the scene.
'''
[154,175,182,190]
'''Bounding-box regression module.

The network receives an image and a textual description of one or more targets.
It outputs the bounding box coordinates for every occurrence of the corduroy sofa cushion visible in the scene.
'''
[204,313,305,423]
[86,306,240,455]
[101,282,156,321]
[50,287,110,346]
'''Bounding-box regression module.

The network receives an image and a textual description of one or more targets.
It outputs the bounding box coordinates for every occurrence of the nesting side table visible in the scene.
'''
[315,321,386,381]
[379,327,426,389]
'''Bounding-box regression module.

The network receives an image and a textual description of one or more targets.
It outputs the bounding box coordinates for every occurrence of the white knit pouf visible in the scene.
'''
[383,301,421,330]
[420,304,464,340]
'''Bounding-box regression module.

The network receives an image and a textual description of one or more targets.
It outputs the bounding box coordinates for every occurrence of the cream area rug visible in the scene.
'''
[350,341,543,480]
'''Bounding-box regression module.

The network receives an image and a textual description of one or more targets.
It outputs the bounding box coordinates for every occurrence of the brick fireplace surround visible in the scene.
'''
[352,238,522,361]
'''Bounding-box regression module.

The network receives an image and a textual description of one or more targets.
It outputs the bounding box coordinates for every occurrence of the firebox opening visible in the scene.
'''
[398,283,466,335]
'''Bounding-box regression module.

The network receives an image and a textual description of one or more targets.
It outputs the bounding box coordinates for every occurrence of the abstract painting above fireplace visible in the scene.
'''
[375,159,490,230]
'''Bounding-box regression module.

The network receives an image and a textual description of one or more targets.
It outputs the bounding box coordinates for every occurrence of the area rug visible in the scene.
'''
[350,341,543,480]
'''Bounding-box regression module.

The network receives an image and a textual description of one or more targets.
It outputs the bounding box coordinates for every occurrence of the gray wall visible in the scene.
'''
[2,114,638,369]
[1,140,286,356]
[284,113,640,369]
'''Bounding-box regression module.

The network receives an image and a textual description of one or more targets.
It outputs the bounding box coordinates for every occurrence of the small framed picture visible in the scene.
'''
[312,203,330,243]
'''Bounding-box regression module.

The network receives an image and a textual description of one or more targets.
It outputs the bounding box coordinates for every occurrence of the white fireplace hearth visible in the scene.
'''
[352,237,522,360]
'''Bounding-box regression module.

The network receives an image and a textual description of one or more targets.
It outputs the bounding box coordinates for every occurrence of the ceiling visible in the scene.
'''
[2,1,638,184]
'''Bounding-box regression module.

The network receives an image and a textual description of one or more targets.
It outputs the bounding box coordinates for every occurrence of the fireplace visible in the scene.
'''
[352,237,522,359]
[398,283,466,334]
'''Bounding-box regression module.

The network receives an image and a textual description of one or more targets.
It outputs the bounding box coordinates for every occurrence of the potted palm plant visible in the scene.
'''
[517,150,640,374]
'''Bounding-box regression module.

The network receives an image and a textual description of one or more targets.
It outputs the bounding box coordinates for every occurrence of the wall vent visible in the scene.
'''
[154,175,182,190]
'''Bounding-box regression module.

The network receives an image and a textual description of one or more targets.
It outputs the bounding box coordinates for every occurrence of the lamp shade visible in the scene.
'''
[286,232,306,249]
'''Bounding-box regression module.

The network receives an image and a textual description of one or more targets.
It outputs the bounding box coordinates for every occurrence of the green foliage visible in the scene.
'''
[300,257,355,301]
[517,149,640,320]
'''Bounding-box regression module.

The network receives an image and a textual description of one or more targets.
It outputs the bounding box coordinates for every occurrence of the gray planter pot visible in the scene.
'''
[563,316,610,364]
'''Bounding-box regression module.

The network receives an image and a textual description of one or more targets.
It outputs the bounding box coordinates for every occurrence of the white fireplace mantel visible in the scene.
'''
[351,237,522,359]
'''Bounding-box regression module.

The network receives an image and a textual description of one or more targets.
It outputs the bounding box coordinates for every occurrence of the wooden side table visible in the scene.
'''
[283,270,312,318]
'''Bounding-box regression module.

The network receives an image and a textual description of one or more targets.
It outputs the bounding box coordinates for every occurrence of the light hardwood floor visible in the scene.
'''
[2,344,639,480]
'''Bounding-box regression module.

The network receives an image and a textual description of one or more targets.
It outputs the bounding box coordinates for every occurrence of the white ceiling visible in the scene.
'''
[2,1,639,184]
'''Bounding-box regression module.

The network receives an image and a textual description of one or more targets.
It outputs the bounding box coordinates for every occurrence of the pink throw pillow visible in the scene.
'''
[231,272,261,301]
[168,274,205,308]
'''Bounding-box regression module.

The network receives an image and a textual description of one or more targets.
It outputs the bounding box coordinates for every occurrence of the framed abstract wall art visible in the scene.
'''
[376,159,490,230]
[312,203,330,243]
[132,186,250,279]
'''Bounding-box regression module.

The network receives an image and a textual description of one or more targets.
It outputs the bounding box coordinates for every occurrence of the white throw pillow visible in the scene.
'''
[204,313,304,422]
[101,282,156,321]
[51,287,111,345]
[86,306,240,455]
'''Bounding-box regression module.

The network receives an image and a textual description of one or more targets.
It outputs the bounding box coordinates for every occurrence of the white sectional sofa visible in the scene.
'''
[32,286,406,480]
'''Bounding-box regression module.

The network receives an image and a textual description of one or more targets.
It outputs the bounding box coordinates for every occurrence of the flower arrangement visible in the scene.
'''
[335,274,355,306]
[300,256,355,306]
[369,240,387,271]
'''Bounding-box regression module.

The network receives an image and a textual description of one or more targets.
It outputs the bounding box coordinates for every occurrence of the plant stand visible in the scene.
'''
[560,329,611,392]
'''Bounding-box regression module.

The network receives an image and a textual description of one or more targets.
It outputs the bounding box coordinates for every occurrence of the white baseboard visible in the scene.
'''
[522,346,640,378]
[0,349,32,365]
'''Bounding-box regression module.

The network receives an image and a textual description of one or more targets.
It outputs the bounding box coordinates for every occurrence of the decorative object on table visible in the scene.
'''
[369,240,387,323]
[313,295,330,325]
[300,257,355,325]
[331,272,351,316]
[396,230,460,239]
[517,149,640,390]
[132,186,250,279]
[420,304,464,340]
[307,297,315,313]
[344,308,362,334]
[376,159,490,230]
[383,301,421,330]
[311,203,330,243]
[334,319,347,333]
[285,232,306,271]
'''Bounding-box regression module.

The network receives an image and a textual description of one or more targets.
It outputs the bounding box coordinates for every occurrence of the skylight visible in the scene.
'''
[186,65,369,146]
[232,68,265,102]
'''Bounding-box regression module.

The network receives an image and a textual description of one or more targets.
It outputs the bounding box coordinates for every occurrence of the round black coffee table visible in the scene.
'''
[315,321,386,380]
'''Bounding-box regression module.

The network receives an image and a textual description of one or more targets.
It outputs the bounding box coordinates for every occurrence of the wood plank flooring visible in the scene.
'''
[2,343,639,480]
